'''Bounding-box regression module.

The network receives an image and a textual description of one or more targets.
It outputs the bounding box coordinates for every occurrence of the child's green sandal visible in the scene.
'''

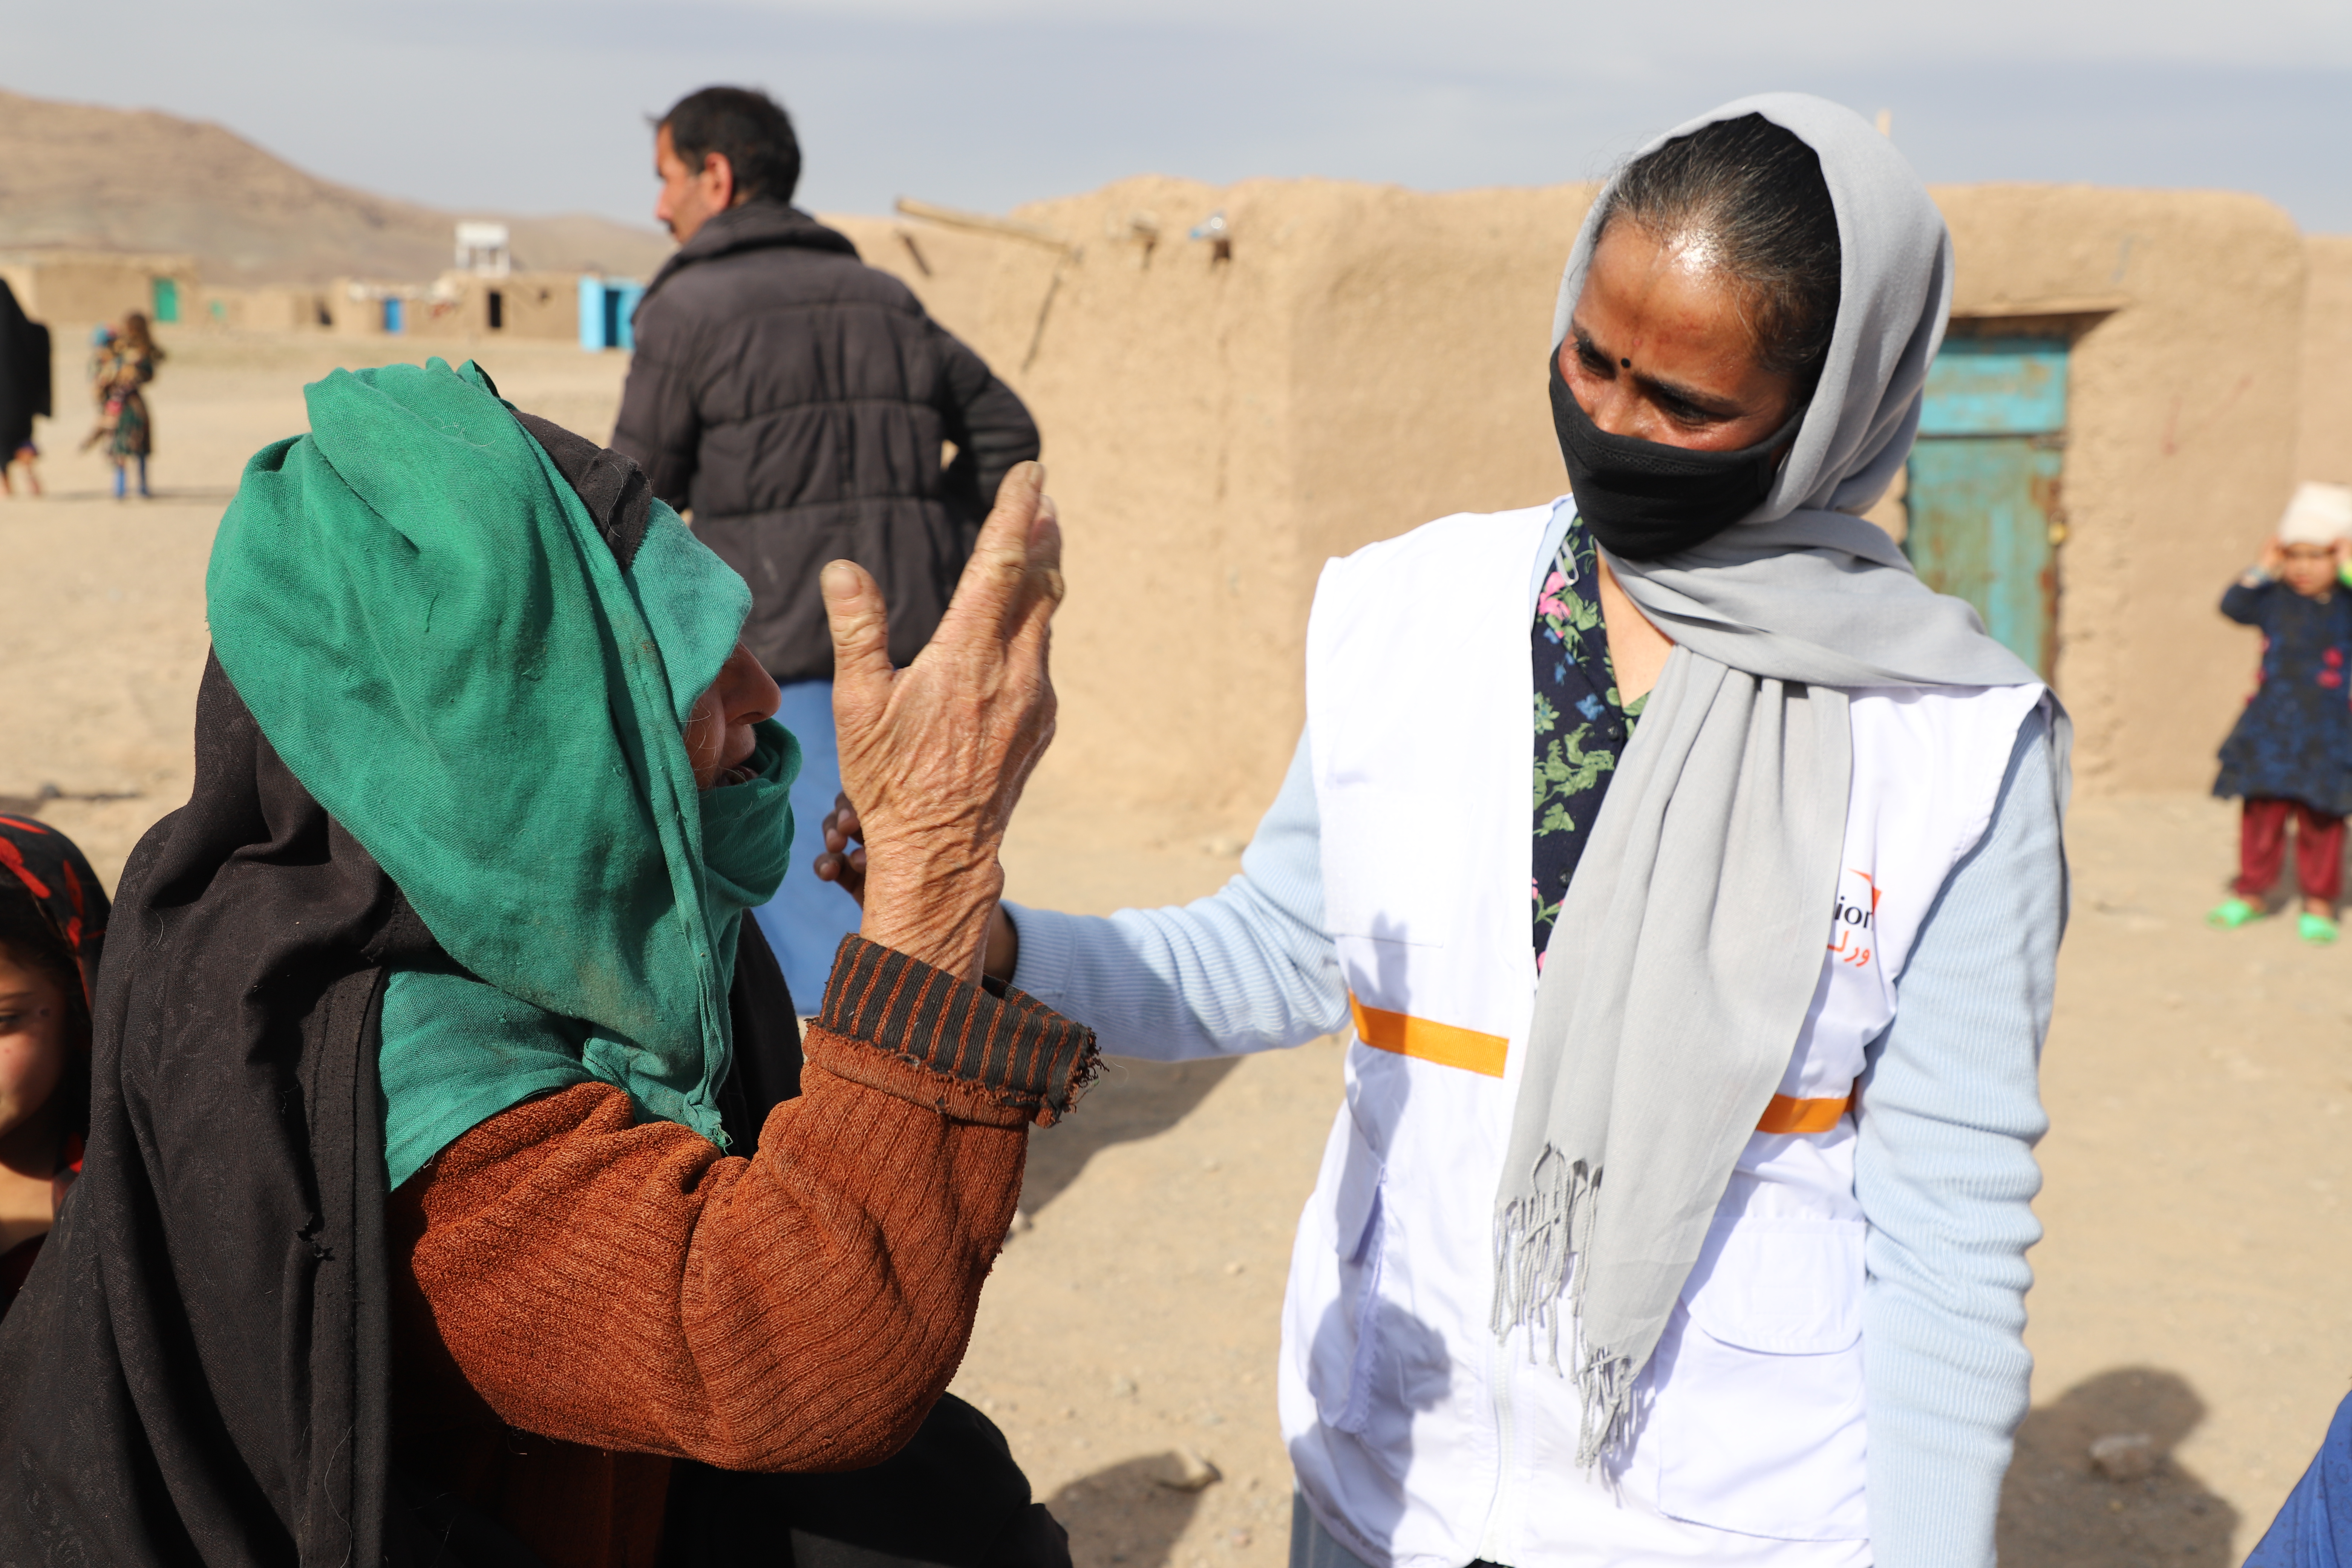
[2300,911,2339,945]
[2208,897,2262,929]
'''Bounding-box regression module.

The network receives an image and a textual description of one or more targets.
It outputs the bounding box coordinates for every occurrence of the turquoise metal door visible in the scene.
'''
[579,275,605,349]
[1902,337,2070,676]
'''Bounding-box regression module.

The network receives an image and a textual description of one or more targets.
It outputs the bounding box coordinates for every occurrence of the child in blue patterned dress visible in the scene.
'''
[2210,481,2352,943]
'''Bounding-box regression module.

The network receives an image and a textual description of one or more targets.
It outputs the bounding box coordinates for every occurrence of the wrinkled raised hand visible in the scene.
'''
[820,461,1062,982]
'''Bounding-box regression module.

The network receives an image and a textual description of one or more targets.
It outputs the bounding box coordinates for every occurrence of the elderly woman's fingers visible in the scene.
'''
[934,462,1049,642]
[822,557,894,734]
[1012,493,1066,650]
[1010,492,1066,655]
[822,460,1067,979]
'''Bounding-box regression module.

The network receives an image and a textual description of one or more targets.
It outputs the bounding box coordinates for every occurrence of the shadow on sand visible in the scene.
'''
[1996,1366,2240,1568]
[1044,1453,1216,1568]
[1019,1054,1239,1217]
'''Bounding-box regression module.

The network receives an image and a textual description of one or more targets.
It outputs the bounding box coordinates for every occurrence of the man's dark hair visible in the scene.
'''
[1597,113,1842,388]
[660,86,802,206]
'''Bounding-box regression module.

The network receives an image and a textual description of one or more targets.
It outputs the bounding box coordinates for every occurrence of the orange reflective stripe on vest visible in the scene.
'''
[1349,995,1509,1078]
[1349,994,1857,1131]
[1755,1090,1856,1134]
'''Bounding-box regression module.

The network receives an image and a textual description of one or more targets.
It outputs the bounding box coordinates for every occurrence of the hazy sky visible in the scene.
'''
[8,0,2350,232]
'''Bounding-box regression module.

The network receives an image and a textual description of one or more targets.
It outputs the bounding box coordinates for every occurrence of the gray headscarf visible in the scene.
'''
[1490,92,2070,1464]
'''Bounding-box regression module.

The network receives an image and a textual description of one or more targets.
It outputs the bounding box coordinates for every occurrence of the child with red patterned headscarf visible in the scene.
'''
[0,816,108,1319]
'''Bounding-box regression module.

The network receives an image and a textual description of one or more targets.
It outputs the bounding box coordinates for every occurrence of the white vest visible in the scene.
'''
[1277,504,2043,1568]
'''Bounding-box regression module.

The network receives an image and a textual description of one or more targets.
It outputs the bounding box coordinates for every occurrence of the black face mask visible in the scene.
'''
[1548,354,1807,560]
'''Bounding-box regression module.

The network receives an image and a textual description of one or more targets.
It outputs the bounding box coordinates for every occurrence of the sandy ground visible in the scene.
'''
[6,327,2350,1567]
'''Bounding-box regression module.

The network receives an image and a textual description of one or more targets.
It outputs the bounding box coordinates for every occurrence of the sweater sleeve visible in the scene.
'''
[2220,577,2271,626]
[1856,703,2065,1568]
[1003,726,1351,1060]
[390,936,1097,1473]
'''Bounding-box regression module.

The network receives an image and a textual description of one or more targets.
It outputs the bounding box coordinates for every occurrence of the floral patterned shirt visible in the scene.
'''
[1531,513,1643,962]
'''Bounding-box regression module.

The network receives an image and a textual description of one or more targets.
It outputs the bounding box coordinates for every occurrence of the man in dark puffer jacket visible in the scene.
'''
[614,86,1040,1004]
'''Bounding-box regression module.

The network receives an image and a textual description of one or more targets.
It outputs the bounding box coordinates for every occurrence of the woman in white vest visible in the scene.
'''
[827,93,2066,1568]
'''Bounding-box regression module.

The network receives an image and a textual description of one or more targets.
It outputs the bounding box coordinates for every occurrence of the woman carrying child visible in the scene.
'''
[83,313,162,499]
[2210,481,2352,944]
[0,816,108,1321]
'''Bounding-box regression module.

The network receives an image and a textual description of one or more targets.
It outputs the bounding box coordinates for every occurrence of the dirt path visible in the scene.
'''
[5,327,2345,1567]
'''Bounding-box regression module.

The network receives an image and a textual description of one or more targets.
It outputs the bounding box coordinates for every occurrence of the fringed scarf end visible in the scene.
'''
[1571,1351,1639,1470]
[1491,1150,1596,1368]
[1493,1150,1633,1469]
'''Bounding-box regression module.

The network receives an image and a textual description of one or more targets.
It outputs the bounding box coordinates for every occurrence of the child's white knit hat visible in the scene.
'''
[2280,481,2352,546]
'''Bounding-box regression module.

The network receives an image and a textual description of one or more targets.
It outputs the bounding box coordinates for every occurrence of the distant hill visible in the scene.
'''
[0,88,675,285]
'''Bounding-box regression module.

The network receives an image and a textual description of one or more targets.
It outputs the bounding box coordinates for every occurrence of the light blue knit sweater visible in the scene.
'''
[1008,707,2062,1568]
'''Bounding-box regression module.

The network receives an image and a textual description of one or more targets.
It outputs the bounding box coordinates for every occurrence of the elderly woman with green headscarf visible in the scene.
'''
[0,357,1092,1568]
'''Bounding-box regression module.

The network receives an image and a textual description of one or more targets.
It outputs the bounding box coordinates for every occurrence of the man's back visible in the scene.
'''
[614,200,1040,681]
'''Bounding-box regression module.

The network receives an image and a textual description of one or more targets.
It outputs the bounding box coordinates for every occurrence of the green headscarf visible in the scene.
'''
[207,357,796,1185]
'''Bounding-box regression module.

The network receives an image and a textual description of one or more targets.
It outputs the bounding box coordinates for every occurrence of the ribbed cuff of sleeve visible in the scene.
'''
[998,900,1078,1012]
[808,934,1099,1127]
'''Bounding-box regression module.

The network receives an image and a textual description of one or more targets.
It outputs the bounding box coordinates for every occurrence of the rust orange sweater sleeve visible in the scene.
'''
[390,936,1097,1475]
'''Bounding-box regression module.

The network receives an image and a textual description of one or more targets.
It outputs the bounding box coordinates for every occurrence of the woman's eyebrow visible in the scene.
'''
[1571,320,1743,419]
[1628,367,1742,419]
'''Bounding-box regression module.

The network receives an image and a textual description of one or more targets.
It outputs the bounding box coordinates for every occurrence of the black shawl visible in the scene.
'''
[0,279,51,455]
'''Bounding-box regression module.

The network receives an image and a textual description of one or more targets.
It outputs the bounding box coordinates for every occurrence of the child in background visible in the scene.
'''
[2210,481,2352,943]
[0,441,37,497]
[100,312,161,500]
[0,817,109,1321]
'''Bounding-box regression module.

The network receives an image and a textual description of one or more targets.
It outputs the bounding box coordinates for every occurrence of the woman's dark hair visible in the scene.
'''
[660,86,802,206]
[1596,113,1842,388]
[0,884,91,1137]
